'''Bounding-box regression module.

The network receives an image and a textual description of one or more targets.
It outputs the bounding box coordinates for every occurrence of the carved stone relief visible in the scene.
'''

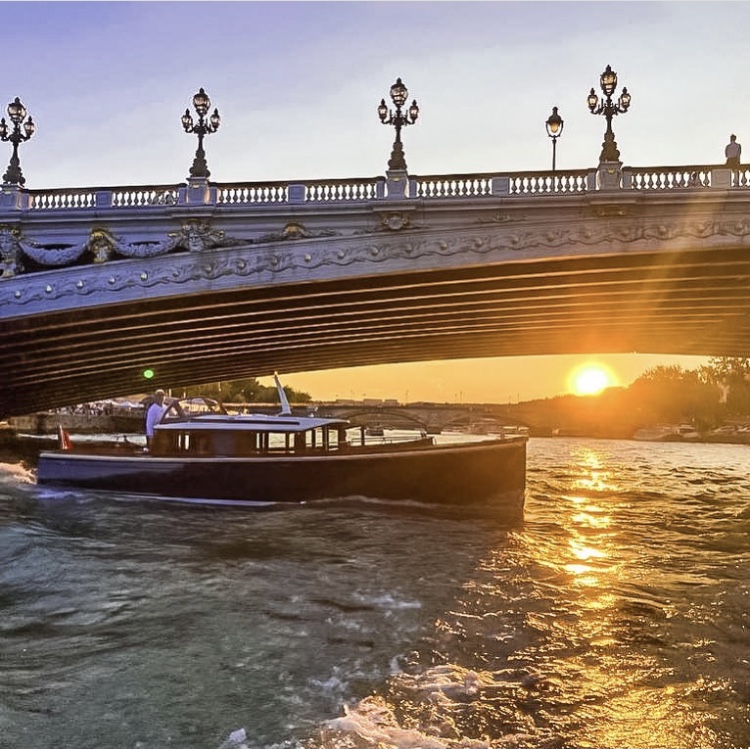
[4,215,750,310]
[379,212,411,231]
[0,225,23,278]
[253,222,339,243]
[1,218,253,273]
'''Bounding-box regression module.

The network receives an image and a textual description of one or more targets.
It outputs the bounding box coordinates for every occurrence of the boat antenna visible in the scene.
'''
[273,372,292,416]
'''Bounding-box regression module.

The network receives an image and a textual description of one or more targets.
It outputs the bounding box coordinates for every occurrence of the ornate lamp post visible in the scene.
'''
[545,106,564,171]
[587,64,631,163]
[0,97,35,186]
[181,87,220,179]
[378,77,419,171]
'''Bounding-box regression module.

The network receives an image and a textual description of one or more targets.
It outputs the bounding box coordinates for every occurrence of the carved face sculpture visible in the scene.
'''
[185,221,208,253]
[281,222,308,239]
[89,229,114,263]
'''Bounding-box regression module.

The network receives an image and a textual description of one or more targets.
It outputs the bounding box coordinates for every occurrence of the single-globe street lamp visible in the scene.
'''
[545,106,564,171]
[181,87,221,179]
[587,64,631,163]
[0,97,35,186]
[378,77,419,171]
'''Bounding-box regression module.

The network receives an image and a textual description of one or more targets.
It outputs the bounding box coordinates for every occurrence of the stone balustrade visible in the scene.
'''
[2,162,746,217]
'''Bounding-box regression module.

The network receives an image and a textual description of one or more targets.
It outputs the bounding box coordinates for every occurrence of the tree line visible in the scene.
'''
[628,356,750,428]
[188,378,312,405]
[515,357,750,438]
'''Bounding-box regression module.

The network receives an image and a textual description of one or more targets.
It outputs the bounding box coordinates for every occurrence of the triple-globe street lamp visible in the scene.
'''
[378,77,419,171]
[587,64,631,163]
[545,106,564,171]
[181,87,221,179]
[0,97,35,186]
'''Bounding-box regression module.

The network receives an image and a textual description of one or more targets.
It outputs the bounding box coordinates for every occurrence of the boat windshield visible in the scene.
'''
[161,397,226,422]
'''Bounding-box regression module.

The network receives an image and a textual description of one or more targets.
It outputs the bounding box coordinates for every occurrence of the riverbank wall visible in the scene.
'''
[7,412,144,435]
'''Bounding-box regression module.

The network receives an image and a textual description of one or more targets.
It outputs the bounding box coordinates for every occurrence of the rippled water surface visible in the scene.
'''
[1,438,749,749]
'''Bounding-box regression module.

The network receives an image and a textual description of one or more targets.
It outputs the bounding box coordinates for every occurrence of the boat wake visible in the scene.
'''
[109,493,282,509]
[304,492,526,523]
[311,662,559,749]
[216,728,253,749]
[0,461,35,485]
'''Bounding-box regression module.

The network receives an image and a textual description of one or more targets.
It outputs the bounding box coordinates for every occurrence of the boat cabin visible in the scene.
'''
[151,397,432,458]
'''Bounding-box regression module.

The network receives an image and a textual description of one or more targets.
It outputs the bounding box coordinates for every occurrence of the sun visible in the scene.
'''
[569,362,619,396]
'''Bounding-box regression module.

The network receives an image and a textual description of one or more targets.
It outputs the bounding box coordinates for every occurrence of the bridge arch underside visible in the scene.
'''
[3,244,750,417]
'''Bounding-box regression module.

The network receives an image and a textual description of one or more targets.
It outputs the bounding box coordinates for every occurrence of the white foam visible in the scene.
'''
[216,728,250,749]
[0,462,34,484]
[321,696,450,749]
[353,592,422,610]
[318,666,504,748]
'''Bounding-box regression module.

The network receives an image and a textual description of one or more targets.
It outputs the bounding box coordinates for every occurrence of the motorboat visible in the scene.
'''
[632,424,701,442]
[36,376,527,509]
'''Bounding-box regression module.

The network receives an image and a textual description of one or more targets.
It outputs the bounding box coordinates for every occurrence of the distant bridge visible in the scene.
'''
[312,403,527,432]
[3,160,750,418]
[230,401,529,433]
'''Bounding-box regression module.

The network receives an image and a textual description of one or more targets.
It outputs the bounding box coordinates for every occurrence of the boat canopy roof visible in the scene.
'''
[156,396,349,434]
[157,412,350,434]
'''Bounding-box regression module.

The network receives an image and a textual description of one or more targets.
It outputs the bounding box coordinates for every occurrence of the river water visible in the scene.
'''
[0,437,749,749]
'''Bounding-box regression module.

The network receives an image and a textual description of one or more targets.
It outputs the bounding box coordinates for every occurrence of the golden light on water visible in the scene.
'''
[355,441,725,749]
[547,444,713,747]
[568,361,620,395]
[569,540,607,561]
[562,448,619,586]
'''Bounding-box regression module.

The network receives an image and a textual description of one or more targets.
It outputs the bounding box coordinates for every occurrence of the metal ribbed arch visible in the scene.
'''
[3,245,750,417]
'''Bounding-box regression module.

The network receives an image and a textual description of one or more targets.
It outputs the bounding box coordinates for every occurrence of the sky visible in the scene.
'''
[5,0,747,403]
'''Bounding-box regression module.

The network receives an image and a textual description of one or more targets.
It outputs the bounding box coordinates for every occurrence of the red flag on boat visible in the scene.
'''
[57,425,72,451]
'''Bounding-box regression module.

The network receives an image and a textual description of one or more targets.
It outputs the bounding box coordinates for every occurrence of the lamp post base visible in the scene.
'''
[178,177,215,206]
[3,151,25,187]
[386,169,409,199]
[597,161,623,190]
[387,140,408,172]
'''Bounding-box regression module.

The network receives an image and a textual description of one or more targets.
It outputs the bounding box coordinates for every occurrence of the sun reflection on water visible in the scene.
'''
[507,442,719,748]
[317,441,734,748]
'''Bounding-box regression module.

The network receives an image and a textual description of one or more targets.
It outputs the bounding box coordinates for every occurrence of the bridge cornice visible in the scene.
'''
[3,182,750,317]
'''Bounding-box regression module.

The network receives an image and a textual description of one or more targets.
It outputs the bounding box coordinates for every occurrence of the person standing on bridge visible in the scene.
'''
[144,389,167,450]
[725,134,742,184]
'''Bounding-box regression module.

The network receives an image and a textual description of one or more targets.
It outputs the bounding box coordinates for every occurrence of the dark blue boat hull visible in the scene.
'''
[37,438,526,509]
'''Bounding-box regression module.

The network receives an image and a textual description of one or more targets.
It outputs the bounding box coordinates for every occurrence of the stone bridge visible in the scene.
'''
[229,401,527,434]
[312,403,521,433]
[3,159,750,418]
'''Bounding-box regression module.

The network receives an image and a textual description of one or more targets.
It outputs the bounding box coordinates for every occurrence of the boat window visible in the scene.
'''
[236,432,257,454]
[174,431,212,455]
[212,432,234,457]
[152,431,178,454]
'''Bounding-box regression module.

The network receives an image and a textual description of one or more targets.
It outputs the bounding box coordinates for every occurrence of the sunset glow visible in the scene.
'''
[569,363,619,396]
